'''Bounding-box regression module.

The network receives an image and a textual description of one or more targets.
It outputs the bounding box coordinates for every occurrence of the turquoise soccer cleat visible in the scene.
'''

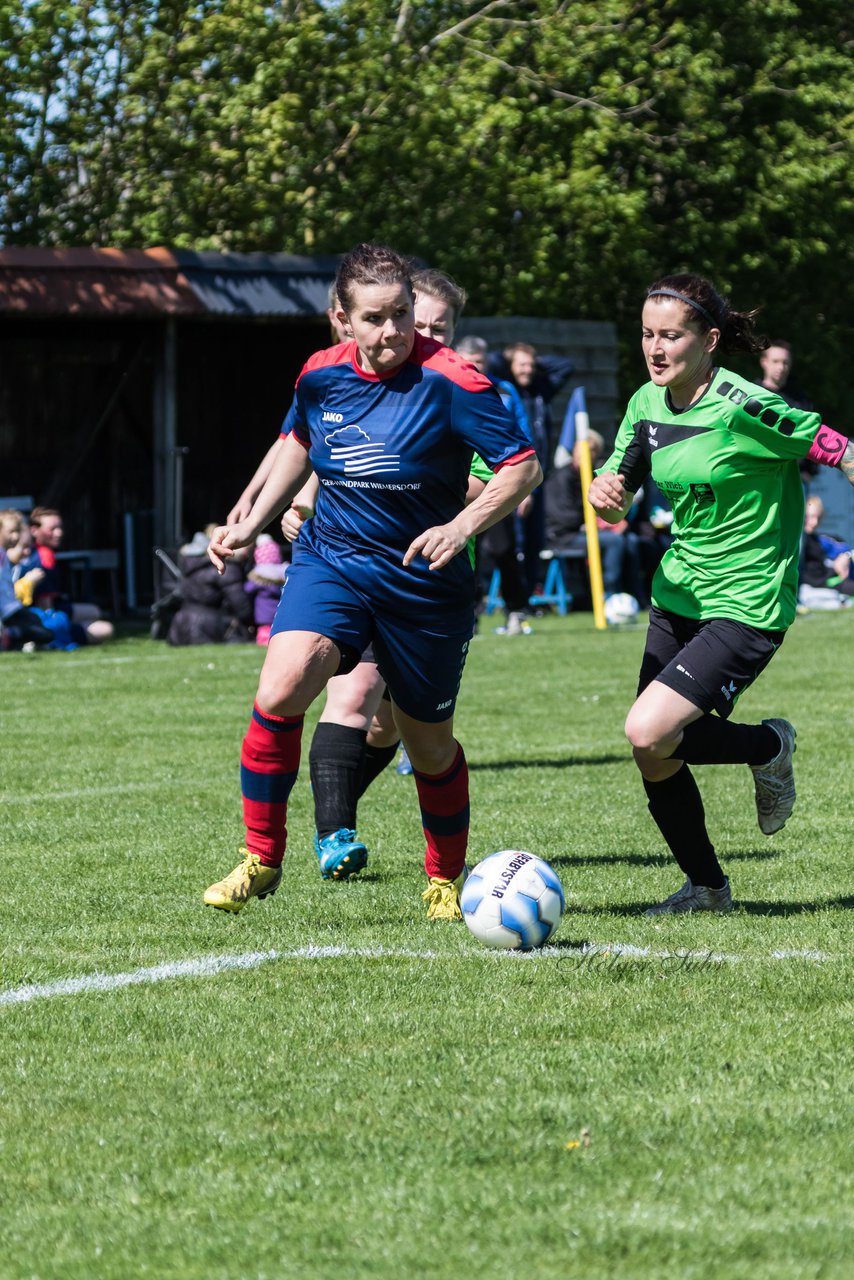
[315,828,369,881]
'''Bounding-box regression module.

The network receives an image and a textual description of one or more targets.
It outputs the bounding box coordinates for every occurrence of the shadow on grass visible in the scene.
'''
[567,894,854,919]
[735,895,854,917]
[550,852,671,868]
[568,902,652,918]
[469,754,628,772]
[723,849,781,862]
[548,848,780,870]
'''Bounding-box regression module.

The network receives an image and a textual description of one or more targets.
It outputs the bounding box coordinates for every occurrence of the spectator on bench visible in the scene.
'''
[799,495,854,609]
[18,507,114,644]
[0,509,53,649]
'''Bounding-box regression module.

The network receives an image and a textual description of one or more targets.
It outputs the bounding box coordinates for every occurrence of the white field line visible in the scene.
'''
[0,941,834,1008]
[82,650,264,666]
[5,649,263,668]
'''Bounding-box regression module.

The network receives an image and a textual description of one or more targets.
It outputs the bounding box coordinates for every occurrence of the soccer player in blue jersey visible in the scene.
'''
[588,273,854,916]
[233,268,477,881]
[203,243,541,920]
[280,268,477,881]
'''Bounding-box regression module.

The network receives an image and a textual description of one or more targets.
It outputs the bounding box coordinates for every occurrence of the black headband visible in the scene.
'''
[646,288,718,328]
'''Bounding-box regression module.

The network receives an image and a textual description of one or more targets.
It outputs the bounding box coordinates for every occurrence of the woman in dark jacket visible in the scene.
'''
[167,530,253,645]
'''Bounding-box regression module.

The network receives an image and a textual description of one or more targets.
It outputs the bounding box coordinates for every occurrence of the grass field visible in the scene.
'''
[2,610,853,1280]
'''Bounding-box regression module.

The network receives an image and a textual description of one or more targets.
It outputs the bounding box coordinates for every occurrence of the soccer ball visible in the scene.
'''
[461,850,565,951]
[604,592,640,625]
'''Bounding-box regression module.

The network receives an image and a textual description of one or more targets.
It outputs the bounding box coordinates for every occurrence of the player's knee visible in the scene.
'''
[624,705,668,756]
[329,669,383,723]
[404,731,456,777]
[255,667,303,715]
[85,619,114,644]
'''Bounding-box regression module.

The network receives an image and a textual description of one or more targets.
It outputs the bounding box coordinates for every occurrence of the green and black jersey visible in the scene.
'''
[601,367,824,631]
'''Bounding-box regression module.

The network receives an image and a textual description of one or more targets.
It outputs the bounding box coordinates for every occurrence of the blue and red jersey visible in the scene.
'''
[17,544,62,610]
[282,332,534,616]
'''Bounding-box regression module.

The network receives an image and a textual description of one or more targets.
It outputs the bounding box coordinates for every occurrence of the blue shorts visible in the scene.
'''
[270,550,473,722]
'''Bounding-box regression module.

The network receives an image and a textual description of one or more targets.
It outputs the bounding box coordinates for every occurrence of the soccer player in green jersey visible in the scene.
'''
[588,273,854,916]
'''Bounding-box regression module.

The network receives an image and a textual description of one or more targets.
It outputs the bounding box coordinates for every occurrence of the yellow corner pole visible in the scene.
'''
[574,412,607,630]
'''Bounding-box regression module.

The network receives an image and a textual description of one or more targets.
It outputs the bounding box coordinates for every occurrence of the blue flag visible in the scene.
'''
[554,385,587,469]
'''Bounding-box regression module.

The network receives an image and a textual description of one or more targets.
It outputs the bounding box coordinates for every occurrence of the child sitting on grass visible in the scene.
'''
[0,509,54,649]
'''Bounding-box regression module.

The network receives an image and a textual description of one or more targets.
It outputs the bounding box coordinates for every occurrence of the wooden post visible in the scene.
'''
[153,318,178,547]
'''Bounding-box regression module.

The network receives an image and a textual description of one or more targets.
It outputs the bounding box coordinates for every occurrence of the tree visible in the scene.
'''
[1,1,852,414]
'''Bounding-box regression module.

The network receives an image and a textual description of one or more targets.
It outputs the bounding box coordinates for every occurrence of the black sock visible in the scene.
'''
[358,741,400,797]
[309,722,367,838]
[676,717,779,767]
[643,767,726,889]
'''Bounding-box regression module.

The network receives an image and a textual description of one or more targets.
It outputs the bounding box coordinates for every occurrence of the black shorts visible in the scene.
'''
[356,644,395,702]
[638,607,786,719]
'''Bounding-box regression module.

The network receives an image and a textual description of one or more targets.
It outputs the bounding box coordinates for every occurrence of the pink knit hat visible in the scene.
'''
[254,533,283,566]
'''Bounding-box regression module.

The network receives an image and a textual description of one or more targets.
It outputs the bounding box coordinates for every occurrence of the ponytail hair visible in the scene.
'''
[646,274,768,355]
[335,243,414,316]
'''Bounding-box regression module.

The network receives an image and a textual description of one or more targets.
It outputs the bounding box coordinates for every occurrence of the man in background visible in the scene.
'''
[489,342,574,599]
[758,340,816,488]
[758,340,814,411]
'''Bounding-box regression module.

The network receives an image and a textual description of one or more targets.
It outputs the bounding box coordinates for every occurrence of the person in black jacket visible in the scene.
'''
[167,527,253,645]
[489,342,574,597]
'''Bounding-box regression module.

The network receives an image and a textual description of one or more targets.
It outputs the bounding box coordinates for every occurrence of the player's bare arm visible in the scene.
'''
[404,455,541,571]
[838,439,854,488]
[587,471,634,523]
[209,434,313,573]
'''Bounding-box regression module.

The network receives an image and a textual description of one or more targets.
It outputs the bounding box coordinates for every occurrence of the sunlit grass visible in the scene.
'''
[1,611,852,1279]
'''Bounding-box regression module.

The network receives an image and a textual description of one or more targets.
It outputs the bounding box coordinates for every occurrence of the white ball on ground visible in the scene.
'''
[461,850,565,950]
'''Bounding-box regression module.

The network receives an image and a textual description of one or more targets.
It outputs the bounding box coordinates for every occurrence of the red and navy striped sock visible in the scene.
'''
[240,702,304,866]
[413,742,469,880]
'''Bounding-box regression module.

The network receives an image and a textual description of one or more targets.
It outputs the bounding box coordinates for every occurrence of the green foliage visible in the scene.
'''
[2,614,854,1277]
[1,0,852,414]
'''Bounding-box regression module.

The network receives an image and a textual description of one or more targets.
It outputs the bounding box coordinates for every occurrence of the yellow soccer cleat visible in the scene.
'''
[203,849,282,913]
[422,870,466,922]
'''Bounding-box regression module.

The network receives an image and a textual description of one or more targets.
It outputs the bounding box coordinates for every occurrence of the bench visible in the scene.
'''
[0,495,34,514]
[485,547,588,618]
[56,548,121,616]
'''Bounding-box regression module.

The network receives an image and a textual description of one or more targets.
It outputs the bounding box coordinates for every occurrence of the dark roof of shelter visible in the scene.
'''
[0,246,340,319]
[173,249,340,317]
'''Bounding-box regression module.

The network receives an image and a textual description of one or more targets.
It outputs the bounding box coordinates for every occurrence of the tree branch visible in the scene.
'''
[461,43,655,118]
[392,0,414,47]
[419,0,513,54]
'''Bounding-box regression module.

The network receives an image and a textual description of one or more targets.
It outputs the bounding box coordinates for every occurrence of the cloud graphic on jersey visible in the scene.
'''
[325,424,369,446]
[326,422,401,476]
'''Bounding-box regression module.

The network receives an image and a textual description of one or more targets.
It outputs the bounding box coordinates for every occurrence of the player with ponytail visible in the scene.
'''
[588,273,854,915]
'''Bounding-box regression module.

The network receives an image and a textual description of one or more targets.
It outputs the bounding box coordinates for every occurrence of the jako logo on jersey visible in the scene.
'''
[325,424,401,476]
[676,663,695,680]
[322,411,344,423]
[721,680,738,701]
[436,699,453,710]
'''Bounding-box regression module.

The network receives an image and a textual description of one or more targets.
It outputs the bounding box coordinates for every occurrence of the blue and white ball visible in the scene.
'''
[604,592,640,625]
[461,850,565,951]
